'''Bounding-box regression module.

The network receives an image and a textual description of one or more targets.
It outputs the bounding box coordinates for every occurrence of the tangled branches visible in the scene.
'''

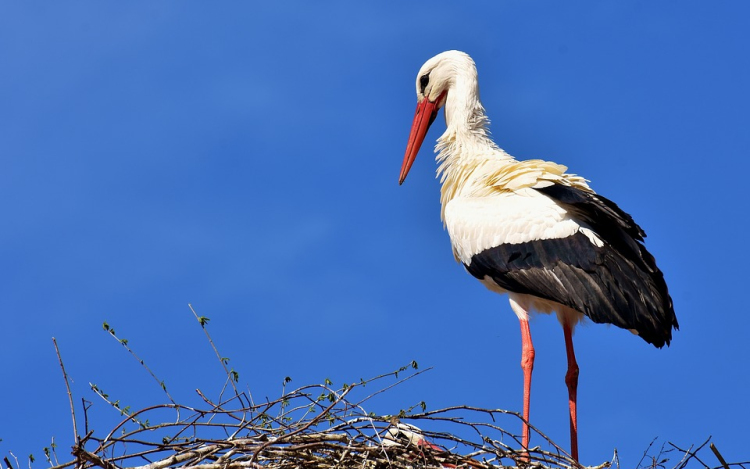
[68,364,589,469]
[36,307,741,469]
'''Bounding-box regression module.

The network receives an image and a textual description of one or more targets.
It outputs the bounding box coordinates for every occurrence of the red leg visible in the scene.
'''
[519,319,535,452]
[562,321,579,462]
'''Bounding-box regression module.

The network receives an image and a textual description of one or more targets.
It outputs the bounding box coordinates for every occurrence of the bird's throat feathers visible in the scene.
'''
[435,130,511,222]
[434,75,513,220]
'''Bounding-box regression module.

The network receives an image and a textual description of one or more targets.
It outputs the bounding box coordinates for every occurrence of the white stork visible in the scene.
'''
[398,50,678,462]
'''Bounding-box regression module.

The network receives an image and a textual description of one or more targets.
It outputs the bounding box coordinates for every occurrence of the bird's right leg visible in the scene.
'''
[519,318,535,451]
[509,297,535,454]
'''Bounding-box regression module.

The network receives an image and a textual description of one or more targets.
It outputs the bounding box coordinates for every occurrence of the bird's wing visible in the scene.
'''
[484,159,590,192]
[445,175,677,347]
[445,188,581,264]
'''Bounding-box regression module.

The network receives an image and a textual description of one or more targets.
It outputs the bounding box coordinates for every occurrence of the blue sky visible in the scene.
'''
[2,1,749,466]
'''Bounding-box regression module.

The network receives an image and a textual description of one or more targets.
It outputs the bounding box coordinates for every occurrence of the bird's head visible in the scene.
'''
[399,50,475,184]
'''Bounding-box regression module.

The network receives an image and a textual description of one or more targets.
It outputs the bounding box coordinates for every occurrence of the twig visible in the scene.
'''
[635,437,658,469]
[82,398,92,436]
[52,338,79,444]
[47,461,76,469]
[101,323,179,414]
[710,443,730,469]
[353,366,432,409]
[669,437,712,469]
[611,448,620,469]
[188,304,245,404]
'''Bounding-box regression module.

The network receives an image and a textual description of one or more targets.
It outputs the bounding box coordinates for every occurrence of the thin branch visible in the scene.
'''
[669,437,712,469]
[47,460,76,469]
[101,323,179,414]
[188,304,244,404]
[353,366,432,409]
[52,337,78,444]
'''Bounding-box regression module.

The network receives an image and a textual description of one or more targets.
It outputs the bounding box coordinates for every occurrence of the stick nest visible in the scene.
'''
[69,363,593,469]
[38,313,731,469]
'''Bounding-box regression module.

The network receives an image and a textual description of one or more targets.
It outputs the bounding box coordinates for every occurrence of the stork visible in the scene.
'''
[398,51,678,462]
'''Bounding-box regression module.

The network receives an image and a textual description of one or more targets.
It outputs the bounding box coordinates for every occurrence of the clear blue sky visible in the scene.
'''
[2,1,749,466]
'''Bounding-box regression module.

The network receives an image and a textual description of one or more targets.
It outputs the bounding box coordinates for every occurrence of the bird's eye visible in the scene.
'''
[419,73,430,94]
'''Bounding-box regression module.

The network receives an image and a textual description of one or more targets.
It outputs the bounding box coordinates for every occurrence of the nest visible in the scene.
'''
[34,312,732,469]
[70,364,591,469]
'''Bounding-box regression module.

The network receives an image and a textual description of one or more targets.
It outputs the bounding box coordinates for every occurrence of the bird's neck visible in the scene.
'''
[435,75,514,220]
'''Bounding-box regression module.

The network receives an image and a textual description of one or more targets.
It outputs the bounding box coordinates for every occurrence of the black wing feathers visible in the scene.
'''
[466,184,678,347]
[536,184,646,264]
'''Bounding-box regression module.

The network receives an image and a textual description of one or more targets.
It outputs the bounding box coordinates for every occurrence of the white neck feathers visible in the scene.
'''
[433,60,513,219]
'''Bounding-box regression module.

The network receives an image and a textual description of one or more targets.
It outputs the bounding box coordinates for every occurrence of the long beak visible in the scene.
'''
[399,97,440,185]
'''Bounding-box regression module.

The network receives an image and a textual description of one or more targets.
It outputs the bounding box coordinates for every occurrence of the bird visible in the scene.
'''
[398,50,678,462]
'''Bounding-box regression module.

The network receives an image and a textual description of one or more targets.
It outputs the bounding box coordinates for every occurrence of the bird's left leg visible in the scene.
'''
[562,320,579,462]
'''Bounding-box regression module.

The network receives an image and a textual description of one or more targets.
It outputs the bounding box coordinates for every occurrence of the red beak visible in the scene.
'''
[399,97,441,185]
